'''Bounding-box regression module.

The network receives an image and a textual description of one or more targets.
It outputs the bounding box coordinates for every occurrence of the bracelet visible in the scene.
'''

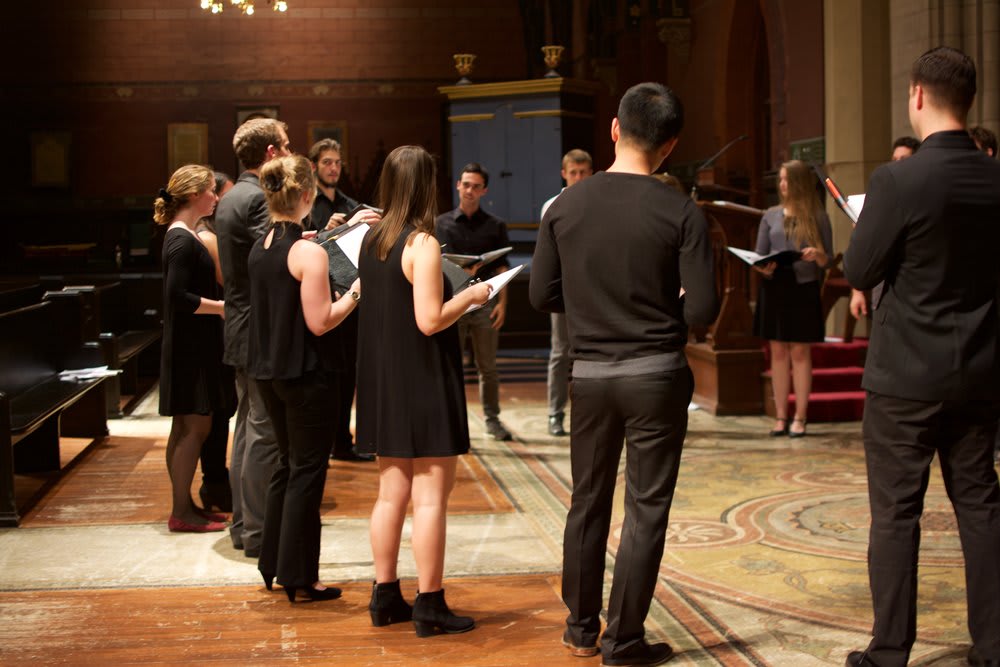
[348,290,360,303]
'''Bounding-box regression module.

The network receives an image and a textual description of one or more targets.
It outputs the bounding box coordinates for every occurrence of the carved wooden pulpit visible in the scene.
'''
[686,201,766,414]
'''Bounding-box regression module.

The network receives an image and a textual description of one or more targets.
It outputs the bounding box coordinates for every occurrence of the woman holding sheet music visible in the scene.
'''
[355,146,492,637]
[246,155,362,602]
[752,160,833,438]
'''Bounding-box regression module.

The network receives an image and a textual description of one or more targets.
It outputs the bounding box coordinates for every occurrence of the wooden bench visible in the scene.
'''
[0,298,110,526]
[0,282,43,313]
[42,274,162,416]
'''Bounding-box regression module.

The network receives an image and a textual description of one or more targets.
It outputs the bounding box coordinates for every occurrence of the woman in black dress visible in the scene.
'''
[154,165,227,533]
[356,146,492,636]
[752,159,833,438]
[248,155,363,602]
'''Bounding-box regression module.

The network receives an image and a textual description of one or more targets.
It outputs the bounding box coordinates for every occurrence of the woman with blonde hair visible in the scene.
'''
[356,146,492,636]
[154,164,227,532]
[247,154,362,602]
[752,159,833,438]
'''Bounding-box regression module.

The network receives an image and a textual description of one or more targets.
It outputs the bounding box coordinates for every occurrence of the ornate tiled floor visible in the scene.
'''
[0,382,986,665]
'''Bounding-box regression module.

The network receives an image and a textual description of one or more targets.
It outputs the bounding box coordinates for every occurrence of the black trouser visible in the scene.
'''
[862,392,1000,666]
[256,370,339,588]
[562,368,693,658]
[332,311,358,457]
[199,365,236,484]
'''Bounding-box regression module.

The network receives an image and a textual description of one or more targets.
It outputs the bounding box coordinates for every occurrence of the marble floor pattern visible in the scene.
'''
[0,380,990,666]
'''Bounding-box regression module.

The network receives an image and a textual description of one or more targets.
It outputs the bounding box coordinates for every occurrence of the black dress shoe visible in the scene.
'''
[331,449,376,462]
[548,415,568,437]
[968,646,1000,666]
[845,650,879,666]
[602,640,673,666]
[561,629,599,657]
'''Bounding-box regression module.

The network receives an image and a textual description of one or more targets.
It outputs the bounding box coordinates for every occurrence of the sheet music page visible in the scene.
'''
[334,223,371,268]
[465,264,525,312]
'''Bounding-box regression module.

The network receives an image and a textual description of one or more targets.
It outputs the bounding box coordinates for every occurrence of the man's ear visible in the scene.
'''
[913,83,925,111]
[660,137,679,161]
[611,117,620,143]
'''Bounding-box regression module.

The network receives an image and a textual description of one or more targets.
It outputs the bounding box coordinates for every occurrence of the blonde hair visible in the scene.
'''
[153,164,214,225]
[259,155,316,222]
[562,149,592,169]
[233,118,288,170]
[365,146,437,261]
[780,160,824,251]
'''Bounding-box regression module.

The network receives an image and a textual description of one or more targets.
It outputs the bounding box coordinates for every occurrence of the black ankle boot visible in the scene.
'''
[369,580,413,627]
[412,589,474,637]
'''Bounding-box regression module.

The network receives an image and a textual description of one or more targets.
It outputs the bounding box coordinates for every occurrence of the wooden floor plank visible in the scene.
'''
[0,575,585,666]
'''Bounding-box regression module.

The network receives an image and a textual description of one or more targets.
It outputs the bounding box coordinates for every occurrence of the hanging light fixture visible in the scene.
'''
[200,0,288,14]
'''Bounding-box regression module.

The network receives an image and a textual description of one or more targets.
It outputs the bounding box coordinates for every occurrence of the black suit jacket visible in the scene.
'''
[844,130,1000,401]
[215,171,271,369]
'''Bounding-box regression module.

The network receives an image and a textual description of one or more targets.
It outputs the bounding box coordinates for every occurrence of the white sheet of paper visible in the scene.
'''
[465,264,525,313]
[726,246,765,265]
[846,194,866,222]
[334,223,371,268]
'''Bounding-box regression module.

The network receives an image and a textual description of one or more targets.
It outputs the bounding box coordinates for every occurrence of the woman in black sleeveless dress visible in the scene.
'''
[247,155,362,602]
[154,165,227,533]
[356,146,492,636]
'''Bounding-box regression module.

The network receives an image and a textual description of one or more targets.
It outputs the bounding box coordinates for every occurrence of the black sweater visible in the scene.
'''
[529,171,718,367]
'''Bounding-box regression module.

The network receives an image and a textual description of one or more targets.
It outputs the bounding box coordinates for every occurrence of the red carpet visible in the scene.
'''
[762,339,868,422]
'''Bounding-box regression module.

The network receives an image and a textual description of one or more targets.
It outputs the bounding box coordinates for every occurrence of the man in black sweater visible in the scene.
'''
[530,82,718,666]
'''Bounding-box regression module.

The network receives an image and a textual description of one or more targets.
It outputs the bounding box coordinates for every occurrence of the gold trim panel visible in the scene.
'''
[447,113,496,123]
[512,110,594,120]
[438,78,602,100]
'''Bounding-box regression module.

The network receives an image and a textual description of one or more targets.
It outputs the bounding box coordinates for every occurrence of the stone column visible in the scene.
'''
[823,0,891,337]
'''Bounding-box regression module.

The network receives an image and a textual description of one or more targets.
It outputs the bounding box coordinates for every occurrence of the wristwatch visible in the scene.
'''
[347,290,360,303]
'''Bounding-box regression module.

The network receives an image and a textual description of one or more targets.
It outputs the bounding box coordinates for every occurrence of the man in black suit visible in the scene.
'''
[530,83,717,666]
[844,46,1000,667]
[216,118,290,557]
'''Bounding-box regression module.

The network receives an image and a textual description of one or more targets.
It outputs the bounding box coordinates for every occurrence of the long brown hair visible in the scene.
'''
[780,160,824,251]
[365,145,438,261]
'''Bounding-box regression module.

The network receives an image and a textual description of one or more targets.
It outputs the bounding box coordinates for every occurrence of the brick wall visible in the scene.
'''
[4,0,528,201]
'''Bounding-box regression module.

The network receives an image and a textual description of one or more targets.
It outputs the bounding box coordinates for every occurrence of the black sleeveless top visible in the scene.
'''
[247,222,344,380]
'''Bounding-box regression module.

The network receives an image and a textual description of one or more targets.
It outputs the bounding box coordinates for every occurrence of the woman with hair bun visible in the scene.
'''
[154,164,227,533]
[248,154,361,603]
[752,159,833,438]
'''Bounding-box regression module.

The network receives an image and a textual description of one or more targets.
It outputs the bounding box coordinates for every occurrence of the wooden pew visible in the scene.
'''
[41,273,162,416]
[0,297,110,526]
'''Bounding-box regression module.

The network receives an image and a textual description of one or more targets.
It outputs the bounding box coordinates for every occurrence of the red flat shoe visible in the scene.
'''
[195,506,228,522]
[168,516,226,533]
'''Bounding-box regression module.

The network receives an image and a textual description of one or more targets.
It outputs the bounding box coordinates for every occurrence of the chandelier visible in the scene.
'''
[200,0,288,14]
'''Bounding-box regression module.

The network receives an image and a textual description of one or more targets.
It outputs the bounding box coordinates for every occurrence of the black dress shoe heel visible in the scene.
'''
[369,580,413,626]
[285,585,343,603]
[199,480,233,513]
[769,418,789,437]
[412,589,474,637]
[789,418,808,438]
[261,571,274,591]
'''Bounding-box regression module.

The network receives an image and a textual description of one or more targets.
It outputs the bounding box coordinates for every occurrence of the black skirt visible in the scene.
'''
[752,268,825,343]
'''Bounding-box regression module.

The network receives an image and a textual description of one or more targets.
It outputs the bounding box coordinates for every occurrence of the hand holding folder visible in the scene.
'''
[313,221,371,293]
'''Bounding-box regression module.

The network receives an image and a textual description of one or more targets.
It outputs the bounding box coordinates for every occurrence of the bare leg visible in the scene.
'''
[410,457,458,593]
[769,341,791,431]
[370,457,414,584]
[166,414,212,524]
[790,342,813,433]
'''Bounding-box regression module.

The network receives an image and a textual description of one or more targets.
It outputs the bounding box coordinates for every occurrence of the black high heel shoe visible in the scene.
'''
[285,585,343,603]
[261,571,275,591]
[369,580,413,626]
[769,418,789,437]
[789,418,808,438]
